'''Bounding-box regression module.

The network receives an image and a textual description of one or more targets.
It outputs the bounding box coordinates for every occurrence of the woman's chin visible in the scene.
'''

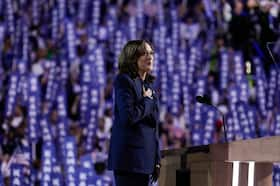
[145,67,153,73]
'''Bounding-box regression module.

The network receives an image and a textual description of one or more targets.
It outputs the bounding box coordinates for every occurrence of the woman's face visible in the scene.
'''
[137,42,154,74]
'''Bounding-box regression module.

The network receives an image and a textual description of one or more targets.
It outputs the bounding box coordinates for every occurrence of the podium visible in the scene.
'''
[187,136,280,186]
[159,148,187,186]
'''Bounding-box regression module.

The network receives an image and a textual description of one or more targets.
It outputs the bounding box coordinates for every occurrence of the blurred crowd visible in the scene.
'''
[0,0,280,185]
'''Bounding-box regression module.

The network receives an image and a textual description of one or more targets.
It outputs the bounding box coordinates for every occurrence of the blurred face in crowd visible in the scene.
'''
[3,37,12,51]
[247,0,257,8]
[234,1,244,15]
[14,106,23,117]
[137,42,154,75]
[98,118,105,131]
[50,110,58,123]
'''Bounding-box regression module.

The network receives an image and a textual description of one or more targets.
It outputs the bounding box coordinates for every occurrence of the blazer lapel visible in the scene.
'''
[133,78,142,98]
[153,90,159,116]
[154,91,159,112]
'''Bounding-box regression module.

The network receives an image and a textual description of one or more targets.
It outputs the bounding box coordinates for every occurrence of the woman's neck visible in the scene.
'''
[138,71,146,81]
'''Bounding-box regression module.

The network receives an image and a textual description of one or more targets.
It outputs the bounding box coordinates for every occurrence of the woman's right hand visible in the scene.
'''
[143,85,153,99]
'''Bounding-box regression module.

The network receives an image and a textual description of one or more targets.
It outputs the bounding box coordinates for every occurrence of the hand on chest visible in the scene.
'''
[133,78,156,100]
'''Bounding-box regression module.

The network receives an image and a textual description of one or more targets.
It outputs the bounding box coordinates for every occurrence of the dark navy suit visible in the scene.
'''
[108,73,161,185]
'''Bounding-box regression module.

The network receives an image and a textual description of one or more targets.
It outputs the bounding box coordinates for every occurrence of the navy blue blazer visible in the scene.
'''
[108,73,161,174]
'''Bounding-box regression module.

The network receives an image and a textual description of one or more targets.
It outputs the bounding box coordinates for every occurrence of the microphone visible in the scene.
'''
[195,95,212,105]
[196,95,228,143]
[266,42,280,73]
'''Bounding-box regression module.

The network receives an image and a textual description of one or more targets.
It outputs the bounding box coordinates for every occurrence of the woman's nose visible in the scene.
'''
[146,52,154,59]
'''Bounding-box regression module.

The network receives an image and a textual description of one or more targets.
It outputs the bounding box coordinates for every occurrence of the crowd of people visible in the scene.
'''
[0,0,280,185]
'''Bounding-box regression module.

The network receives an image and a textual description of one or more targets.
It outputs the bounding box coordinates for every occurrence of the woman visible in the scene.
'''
[108,40,161,186]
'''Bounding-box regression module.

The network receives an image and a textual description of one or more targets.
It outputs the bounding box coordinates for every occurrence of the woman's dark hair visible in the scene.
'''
[118,40,155,83]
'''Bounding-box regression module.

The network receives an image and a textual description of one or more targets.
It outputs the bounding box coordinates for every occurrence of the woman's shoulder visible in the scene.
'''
[114,73,134,86]
[115,73,133,81]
